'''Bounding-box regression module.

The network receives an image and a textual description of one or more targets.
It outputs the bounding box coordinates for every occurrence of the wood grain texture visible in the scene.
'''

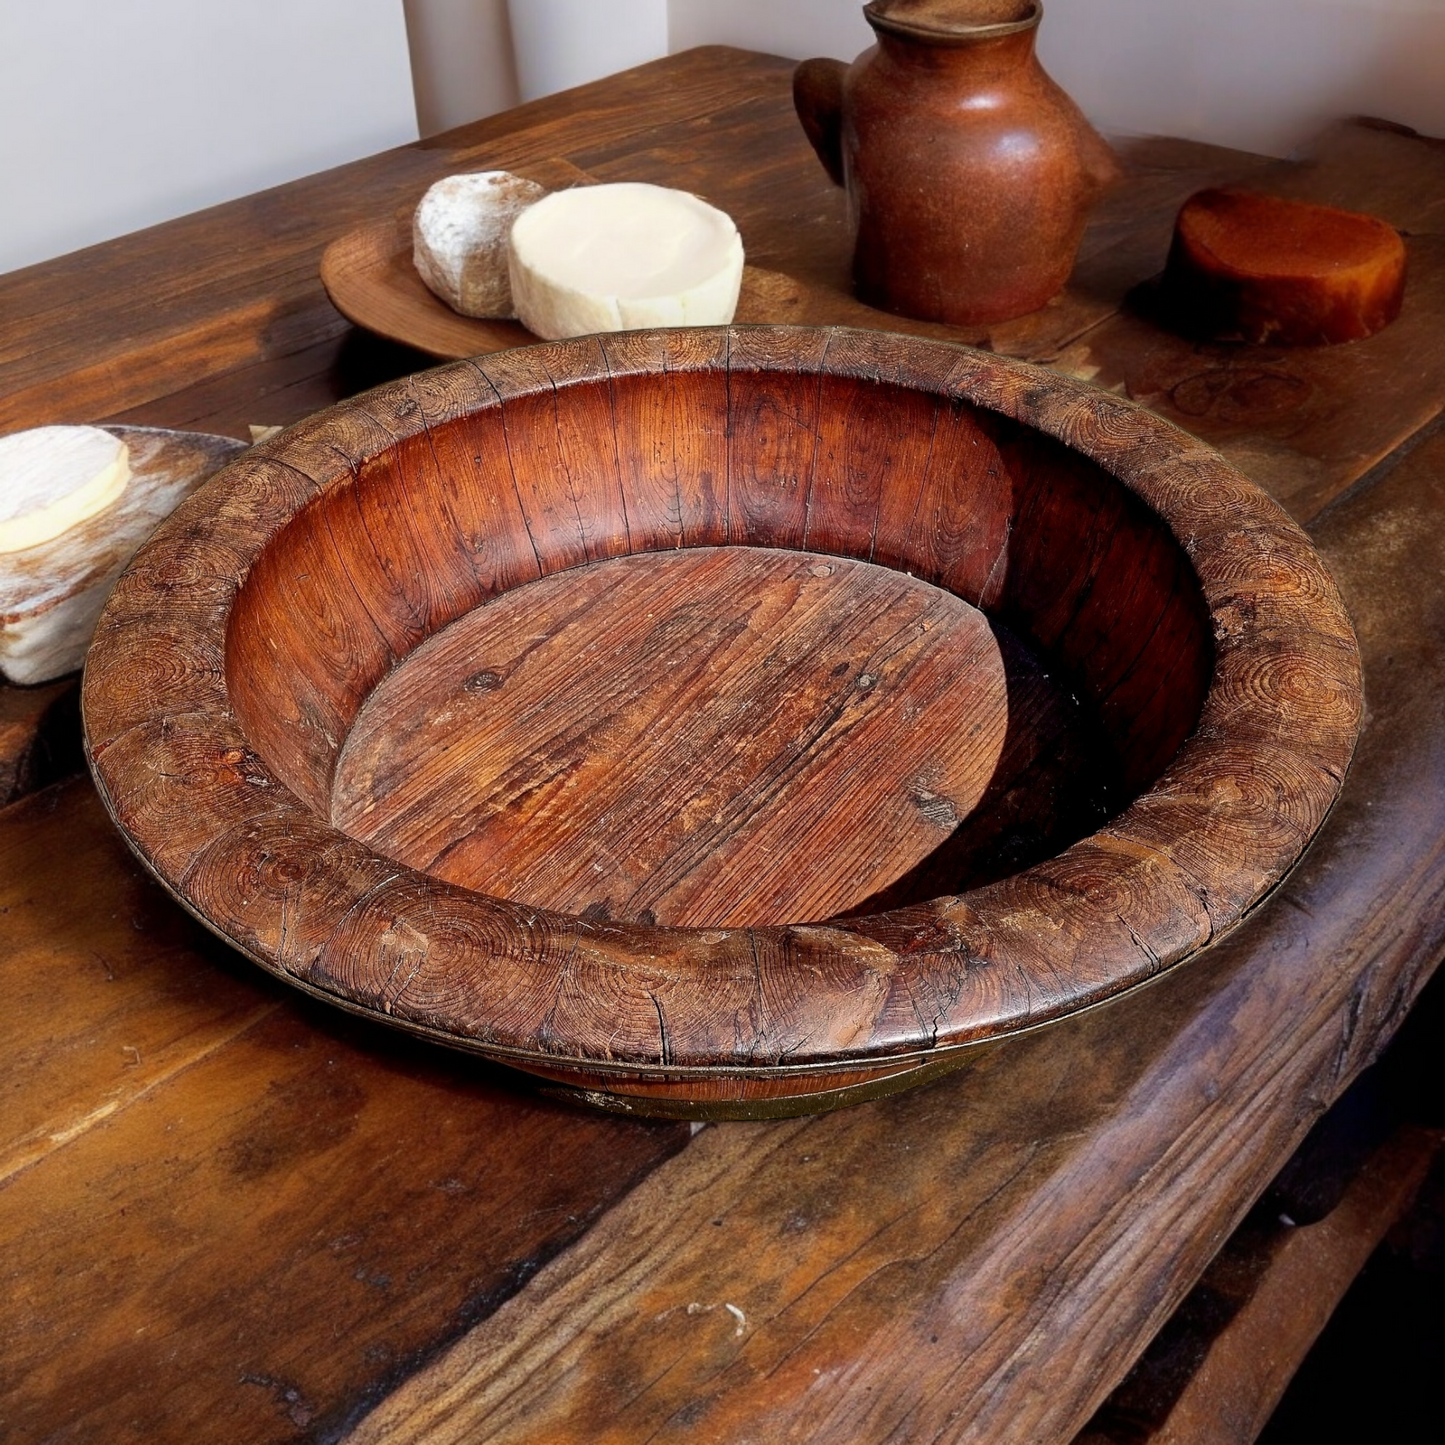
[0,779,689,1445]
[338,420,1445,1445]
[331,546,1104,929]
[1079,1124,1441,1445]
[3,59,1427,801]
[81,326,1359,1112]
[3,48,1445,1445]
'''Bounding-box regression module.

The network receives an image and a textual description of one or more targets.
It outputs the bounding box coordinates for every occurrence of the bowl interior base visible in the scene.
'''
[329,546,1121,929]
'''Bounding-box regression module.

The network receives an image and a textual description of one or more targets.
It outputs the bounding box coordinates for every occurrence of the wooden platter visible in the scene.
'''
[80,326,1361,1117]
[319,158,963,361]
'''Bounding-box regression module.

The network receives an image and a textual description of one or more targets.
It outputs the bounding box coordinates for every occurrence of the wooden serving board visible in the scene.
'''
[319,158,962,360]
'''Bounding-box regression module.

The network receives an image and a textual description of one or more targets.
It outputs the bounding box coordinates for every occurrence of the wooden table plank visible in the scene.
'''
[3,48,1445,1445]
[1253,117,1445,234]
[1078,1124,1442,1445]
[0,783,688,1445]
[0,785,275,1183]
[1055,122,1445,523]
[102,332,429,438]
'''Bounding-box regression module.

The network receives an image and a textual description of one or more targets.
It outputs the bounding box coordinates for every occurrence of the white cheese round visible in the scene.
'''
[413,171,551,319]
[508,182,745,339]
[0,426,131,554]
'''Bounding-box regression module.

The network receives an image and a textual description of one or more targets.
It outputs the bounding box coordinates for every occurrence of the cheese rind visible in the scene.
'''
[0,426,131,553]
[508,182,745,340]
[413,171,551,318]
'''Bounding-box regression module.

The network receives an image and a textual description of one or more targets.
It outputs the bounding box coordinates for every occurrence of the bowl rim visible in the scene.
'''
[81,325,1362,1079]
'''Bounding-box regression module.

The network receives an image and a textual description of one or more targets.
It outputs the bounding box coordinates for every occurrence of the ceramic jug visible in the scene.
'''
[793,1,1120,325]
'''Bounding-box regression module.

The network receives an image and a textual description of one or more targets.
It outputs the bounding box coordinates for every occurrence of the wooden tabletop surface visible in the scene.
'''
[3,47,1443,1445]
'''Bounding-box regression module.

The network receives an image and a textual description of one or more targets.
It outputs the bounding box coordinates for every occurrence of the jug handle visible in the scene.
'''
[793,58,848,187]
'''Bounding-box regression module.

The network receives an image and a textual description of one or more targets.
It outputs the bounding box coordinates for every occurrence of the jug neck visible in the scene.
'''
[864,1,1041,74]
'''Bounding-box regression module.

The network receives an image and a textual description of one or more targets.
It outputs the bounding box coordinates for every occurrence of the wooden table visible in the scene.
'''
[3,48,1444,1445]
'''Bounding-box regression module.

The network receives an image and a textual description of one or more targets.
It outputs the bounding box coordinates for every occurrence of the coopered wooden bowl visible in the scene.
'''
[82,327,1361,1118]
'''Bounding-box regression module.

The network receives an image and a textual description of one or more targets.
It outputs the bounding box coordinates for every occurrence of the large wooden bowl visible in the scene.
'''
[82,327,1360,1118]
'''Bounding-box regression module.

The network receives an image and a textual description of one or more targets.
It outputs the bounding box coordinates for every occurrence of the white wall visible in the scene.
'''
[404,0,519,136]
[508,0,668,103]
[667,0,872,63]
[0,0,417,275]
[9,1,1442,275]
[1042,0,1445,157]
[403,0,670,133]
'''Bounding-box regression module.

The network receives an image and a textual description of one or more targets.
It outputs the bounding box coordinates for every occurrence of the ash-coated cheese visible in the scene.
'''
[413,171,551,318]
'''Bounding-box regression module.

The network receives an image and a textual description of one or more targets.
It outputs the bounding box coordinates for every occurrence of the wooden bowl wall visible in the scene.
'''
[82,327,1361,1118]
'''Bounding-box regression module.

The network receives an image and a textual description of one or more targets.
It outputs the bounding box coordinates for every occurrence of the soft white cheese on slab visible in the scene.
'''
[0,426,131,554]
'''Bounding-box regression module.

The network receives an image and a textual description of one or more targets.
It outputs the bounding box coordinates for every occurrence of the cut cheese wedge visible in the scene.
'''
[0,426,131,553]
[413,171,551,319]
[508,182,745,339]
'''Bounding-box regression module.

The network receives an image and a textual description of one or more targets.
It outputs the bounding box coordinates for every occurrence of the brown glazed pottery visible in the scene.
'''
[82,327,1360,1119]
[794,1,1121,325]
